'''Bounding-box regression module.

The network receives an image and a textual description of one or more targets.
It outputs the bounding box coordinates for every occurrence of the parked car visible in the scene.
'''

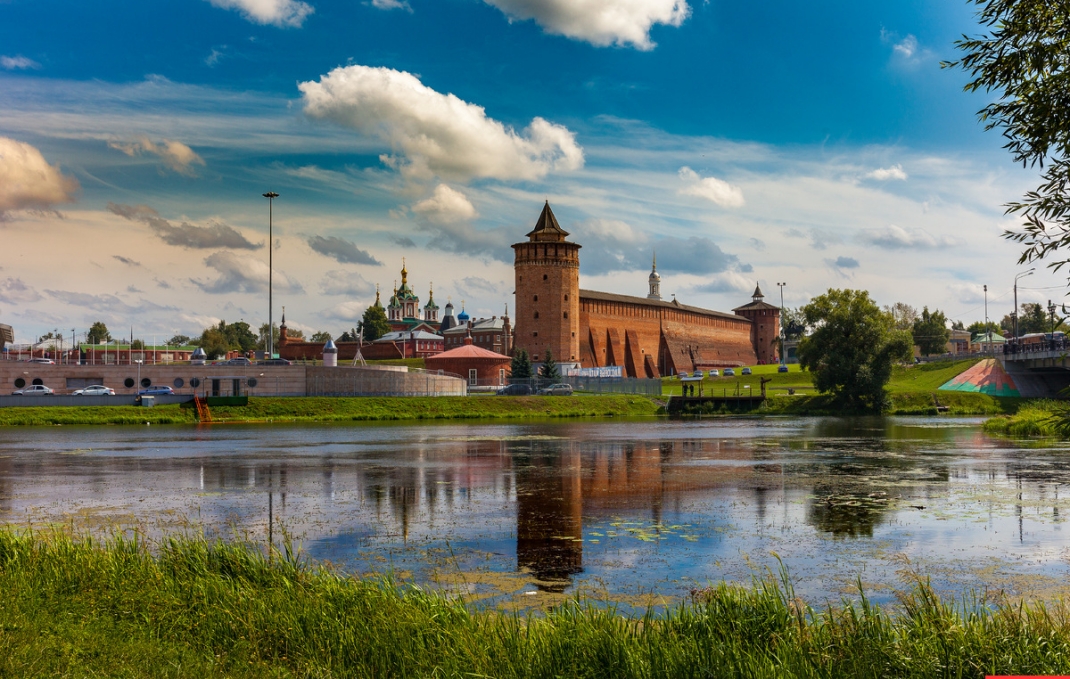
[259,358,293,366]
[497,383,533,396]
[73,385,115,396]
[12,385,53,395]
[708,369,719,377]
[741,367,752,375]
[26,358,55,364]
[777,364,789,373]
[537,383,574,396]
[723,368,736,376]
[677,371,689,378]
[224,357,252,366]
[138,386,175,396]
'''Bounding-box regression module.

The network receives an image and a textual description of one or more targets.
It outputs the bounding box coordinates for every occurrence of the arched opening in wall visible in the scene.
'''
[534,295,538,301]
[564,294,568,301]
[543,274,548,280]
[534,312,539,319]
[13,378,25,389]
[31,378,42,386]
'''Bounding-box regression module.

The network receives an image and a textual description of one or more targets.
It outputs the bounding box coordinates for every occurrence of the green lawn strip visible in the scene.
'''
[983,400,1068,437]
[1,531,1069,678]
[208,395,661,422]
[0,404,197,426]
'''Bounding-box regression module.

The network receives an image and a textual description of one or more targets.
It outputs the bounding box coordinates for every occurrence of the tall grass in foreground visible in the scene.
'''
[983,400,1067,437]
[1,532,1070,677]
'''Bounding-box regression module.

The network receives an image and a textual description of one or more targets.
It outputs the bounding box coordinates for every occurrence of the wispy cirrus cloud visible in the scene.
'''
[107,203,261,250]
[307,235,381,265]
[300,65,583,182]
[1,55,40,70]
[0,277,43,304]
[0,136,79,216]
[319,270,376,296]
[861,224,960,250]
[369,0,411,11]
[108,137,206,176]
[206,0,313,27]
[483,0,689,50]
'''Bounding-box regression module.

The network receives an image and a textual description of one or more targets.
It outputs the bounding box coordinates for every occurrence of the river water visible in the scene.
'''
[1,417,1068,608]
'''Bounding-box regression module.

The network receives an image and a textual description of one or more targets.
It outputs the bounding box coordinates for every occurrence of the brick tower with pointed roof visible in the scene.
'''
[732,283,781,364]
[512,201,581,366]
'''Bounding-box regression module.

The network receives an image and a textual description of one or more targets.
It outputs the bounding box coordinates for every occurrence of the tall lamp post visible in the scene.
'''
[776,282,787,364]
[1049,300,1057,349]
[1013,268,1035,349]
[263,192,279,359]
[983,285,989,355]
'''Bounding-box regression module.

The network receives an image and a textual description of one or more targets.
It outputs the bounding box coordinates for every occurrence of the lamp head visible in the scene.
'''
[262,192,279,199]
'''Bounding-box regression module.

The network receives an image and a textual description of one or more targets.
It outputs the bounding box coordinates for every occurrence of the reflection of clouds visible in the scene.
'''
[4,421,1070,605]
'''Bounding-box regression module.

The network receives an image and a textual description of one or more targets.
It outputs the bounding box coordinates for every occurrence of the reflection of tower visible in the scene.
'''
[515,444,583,591]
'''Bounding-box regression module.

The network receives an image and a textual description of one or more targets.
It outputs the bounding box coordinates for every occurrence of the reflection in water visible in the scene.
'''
[2,418,1070,605]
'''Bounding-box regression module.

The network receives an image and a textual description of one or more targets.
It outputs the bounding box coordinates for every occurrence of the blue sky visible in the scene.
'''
[0,0,1055,343]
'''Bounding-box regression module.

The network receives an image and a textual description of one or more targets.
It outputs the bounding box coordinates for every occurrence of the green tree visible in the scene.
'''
[310,331,333,343]
[798,289,913,413]
[967,320,1000,338]
[167,334,191,346]
[130,339,145,350]
[947,1,1070,270]
[361,304,391,342]
[338,327,359,342]
[912,307,951,356]
[1018,302,1050,334]
[87,322,111,345]
[884,302,918,332]
[510,349,532,379]
[539,348,560,381]
[199,328,229,359]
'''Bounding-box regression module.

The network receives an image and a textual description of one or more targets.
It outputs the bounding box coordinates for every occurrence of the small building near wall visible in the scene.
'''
[424,336,511,387]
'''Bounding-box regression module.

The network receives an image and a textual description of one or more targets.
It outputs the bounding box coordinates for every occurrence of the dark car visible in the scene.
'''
[777,364,789,373]
[225,357,252,366]
[259,358,293,366]
[537,383,574,396]
[138,386,175,396]
[497,383,533,396]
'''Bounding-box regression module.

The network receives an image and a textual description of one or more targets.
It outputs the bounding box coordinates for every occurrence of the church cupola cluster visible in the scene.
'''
[423,283,440,323]
[386,259,426,322]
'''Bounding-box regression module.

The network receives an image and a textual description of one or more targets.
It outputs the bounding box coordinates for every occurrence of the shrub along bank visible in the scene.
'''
[2,530,1069,678]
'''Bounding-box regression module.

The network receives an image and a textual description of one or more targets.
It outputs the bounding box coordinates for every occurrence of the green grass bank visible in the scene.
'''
[2,531,1069,678]
[983,400,1069,437]
[665,360,1020,416]
[0,394,660,426]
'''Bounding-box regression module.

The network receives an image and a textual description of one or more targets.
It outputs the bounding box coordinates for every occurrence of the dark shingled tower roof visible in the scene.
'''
[525,201,570,242]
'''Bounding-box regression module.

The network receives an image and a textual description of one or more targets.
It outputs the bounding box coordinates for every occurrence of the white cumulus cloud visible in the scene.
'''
[1,55,40,70]
[108,137,206,176]
[862,224,959,250]
[299,65,584,182]
[193,251,303,294]
[206,0,313,27]
[412,185,478,224]
[483,0,689,50]
[865,164,907,181]
[0,136,79,216]
[678,166,744,208]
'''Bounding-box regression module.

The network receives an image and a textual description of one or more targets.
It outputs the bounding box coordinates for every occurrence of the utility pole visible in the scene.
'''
[776,282,786,365]
[1013,268,1035,351]
[263,192,279,359]
[984,285,989,355]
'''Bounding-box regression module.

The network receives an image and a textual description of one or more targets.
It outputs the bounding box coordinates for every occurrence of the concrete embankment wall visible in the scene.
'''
[0,362,465,399]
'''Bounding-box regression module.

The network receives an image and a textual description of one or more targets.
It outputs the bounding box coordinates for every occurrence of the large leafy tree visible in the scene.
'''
[798,289,913,413]
[912,307,951,356]
[360,304,391,342]
[87,321,111,344]
[947,1,1070,269]
[199,320,258,357]
[310,331,333,343]
[1018,302,1052,334]
[885,302,919,332]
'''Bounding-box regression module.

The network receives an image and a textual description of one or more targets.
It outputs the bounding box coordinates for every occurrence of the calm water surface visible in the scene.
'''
[1,417,1068,608]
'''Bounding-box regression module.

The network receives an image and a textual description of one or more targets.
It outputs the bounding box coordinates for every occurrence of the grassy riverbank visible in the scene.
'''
[983,400,1068,437]
[666,359,1018,415]
[0,394,661,426]
[2,530,1069,678]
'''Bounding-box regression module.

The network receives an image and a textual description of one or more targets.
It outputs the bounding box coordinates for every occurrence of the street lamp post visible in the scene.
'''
[983,285,988,355]
[263,192,279,360]
[776,282,786,365]
[1049,300,1057,349]
[1013,268,1035,350]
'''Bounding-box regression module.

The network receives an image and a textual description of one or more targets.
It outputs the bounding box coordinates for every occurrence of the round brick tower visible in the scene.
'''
[513,201,581,366]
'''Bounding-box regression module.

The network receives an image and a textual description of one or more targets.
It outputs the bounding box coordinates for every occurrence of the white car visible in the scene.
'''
[708,369,719,377]
[26,358,55,364]
[12,385,54,395]
[73,385,115,396]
